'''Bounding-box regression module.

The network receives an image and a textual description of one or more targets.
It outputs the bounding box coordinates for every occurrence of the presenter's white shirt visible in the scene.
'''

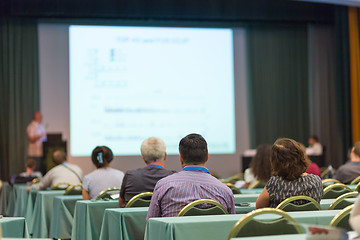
[27,120,46,157]
[306,142,323,156]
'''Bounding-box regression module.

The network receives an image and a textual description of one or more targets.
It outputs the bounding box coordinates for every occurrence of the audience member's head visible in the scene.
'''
[271,138,310,181]
[91,146,114,168]
[33,111,42,123]
[179,133,208,166]
[249,144,272,182]
[351,142,360,162]
[52,150,67,165]
[308,135,319,145]
[25,159,36,172]
[141,137,166,163]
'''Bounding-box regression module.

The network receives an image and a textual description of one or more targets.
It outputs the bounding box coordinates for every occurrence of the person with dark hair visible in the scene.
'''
[119,137,175,207]
[256,138,323,209]
[336,142,360,184]
[28,150,83,190]
[306,135,323,156]
[82,146,124,200]
[146,133,235,219]
[243,144,272,189]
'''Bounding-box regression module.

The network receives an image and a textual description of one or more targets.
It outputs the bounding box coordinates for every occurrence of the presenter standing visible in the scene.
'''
[27,112,47,173]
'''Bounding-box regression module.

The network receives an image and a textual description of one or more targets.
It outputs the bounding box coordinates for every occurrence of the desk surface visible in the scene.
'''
[230,231,359,240]
[144,210,341,240]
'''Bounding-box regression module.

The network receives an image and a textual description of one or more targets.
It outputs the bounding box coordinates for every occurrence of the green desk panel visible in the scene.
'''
[100,207,149,240]
[144,210,341,240]
[29,190,65,238]
[49,195,82,239]
[13,184,29,217]
[0,183,12,215]
[71,200,119,240]
[0,217,29,238]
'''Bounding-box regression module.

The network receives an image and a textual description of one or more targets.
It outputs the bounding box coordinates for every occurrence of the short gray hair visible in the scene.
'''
[141,137,166,163]
[53,150,67,165]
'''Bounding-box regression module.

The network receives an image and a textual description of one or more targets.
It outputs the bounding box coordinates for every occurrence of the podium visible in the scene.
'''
[42,133,67,173]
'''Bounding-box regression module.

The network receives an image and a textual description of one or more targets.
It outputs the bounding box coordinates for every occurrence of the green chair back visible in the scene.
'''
[329,204,354,231]
[177,199,228,217]
[225,183,241,194]
[249,180,265,189]
[51,182,71,190]
[96,187,120,200]
[350,176,360,185]
[64,184,82,195]
[356,182,360,192]
[228,208,303,239]
[328,192,358,210]
[322,178,340,188]
[125,192,153,208]
[322,183,352,199]
[276,196,321,212]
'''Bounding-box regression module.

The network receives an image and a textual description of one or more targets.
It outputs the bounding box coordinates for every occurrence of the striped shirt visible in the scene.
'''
[146,166,235,220]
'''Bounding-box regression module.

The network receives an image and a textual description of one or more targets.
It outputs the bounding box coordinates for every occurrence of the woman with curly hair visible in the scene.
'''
[244,144,272,189]
[256,138,323,209]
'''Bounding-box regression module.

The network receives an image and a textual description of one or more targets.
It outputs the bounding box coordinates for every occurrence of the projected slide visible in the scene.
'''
[69,25,235,156]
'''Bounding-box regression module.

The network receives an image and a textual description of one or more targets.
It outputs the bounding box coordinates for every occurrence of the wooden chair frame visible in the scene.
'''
[322,183,352,199]
[328,192,358,210]
[276,195,321,211]
[350,176,360,185]
[329,204,354,229]
[96,187,120,200]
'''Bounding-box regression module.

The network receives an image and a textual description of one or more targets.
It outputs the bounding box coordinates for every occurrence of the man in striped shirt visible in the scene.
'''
[146,133,235,219]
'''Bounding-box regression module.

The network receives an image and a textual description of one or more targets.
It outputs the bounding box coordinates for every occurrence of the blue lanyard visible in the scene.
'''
[182,166,210,173]
[148,164,163,169]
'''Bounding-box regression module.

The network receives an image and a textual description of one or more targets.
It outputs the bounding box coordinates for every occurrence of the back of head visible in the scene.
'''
[353,142,360,158]
[179,133,208,165]
[271,138,309,181]
[141,137,166,163]
[53,150,67,165]
[91,146,113,168]
[25,158,36,170]
[249,144,272,182]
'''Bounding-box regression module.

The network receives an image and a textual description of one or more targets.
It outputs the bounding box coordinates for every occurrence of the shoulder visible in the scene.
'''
[304,174,322,183]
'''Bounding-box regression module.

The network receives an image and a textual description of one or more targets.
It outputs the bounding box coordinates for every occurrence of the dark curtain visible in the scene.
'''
[247,24,309,147]
[307,24,343,168]
[333,6,352,165]
[0,18,40,180]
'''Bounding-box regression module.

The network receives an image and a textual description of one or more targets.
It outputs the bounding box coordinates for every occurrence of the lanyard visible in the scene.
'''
[182,166,210,173]
[148,164,163,169]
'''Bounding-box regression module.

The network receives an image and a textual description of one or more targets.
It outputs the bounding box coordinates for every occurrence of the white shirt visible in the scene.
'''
[27,120,46,157]
[83,167,124,200]
[244,168,257,188]
[350,196,360,235]
[306,142,323,156]
[31,162,83,190]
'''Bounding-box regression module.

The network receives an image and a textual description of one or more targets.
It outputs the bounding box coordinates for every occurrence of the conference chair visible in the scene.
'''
[227,208,303,239]
[350,176,360,185]
[328,192,358,210]
[356,182,360,192]
[249,180,265,189]
[30,178,40,185]
[177,199,228,217]
[322,179,340,188]
[322,183,352,199]
[125,192,153,208]
[276,196,321,212]
[96,187,120,200]
[64,184,82,195]
[329,204,354,231]
[51,182,71,190]
[221,173,243,184]
[225,183,241,194]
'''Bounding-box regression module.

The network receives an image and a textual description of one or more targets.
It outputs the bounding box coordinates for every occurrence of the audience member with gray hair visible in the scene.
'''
[119,137,175,207]
[336,142,360,184]
[28,150,83,191]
